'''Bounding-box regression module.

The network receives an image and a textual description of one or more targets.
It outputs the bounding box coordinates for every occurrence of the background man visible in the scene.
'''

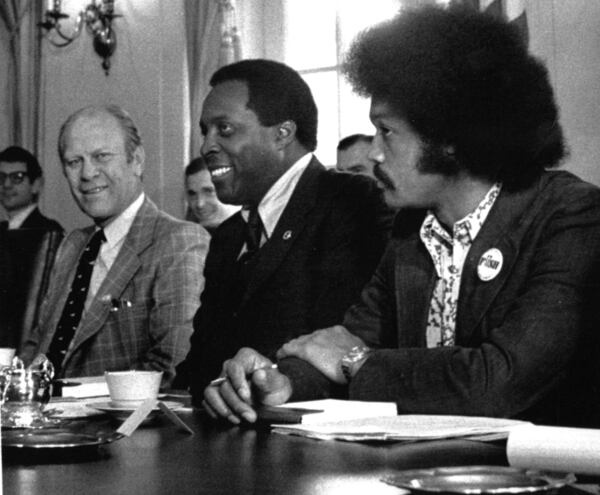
[336,134,376,179]
[204,6,600,427]
[0,146,62,231]
[185,59,391,406]
[184,156,238,233]
[22,105,209,385]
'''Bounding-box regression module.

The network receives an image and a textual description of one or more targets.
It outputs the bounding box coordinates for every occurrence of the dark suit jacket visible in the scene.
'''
[281,171,600,427]
[20,207,63,232]
[187,158,391,400]
[0,221,15,345]
[24,198,209,385]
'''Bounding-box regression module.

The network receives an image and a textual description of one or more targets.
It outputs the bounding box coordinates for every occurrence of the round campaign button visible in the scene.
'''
[477,248,503,281]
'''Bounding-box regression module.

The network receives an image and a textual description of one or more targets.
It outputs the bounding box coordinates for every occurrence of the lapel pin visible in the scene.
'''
[101,294,132,312]
[477,248,503,281]
[282,230,292,240]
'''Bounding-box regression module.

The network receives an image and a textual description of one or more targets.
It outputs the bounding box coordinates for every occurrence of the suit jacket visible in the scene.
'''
[20,207,63,232]
[187,158,392,399]
[24,198,209,385]
[0,221,15,345]
[281,171,600,427]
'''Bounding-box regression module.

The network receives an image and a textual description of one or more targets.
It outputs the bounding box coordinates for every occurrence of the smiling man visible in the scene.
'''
[0,146,62,231]
[183,59,391,401]
[204,7,600,428]
[184,156,238,233]
[22,105,209,386]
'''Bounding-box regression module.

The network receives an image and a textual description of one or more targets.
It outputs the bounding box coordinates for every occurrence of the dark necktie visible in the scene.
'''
[47,229,105,374]
[244,207,263,256]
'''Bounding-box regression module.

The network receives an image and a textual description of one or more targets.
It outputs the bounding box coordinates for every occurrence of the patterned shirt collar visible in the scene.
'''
[420,182,502,253]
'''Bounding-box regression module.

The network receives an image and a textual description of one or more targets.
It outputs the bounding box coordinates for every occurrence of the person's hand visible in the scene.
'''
[276,325,366,383]
[202,347,292,424]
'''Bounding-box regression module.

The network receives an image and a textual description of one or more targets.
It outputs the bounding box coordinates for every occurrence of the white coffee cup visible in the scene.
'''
[104,370,163,408]
[0,348,16,367]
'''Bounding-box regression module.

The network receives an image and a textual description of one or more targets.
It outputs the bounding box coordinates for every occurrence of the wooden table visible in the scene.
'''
[2,409,507,495]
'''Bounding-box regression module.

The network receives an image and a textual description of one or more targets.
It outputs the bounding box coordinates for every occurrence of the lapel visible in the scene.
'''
[456,179,543,341]
[240,159,324,307]
[393,210,436,347]
[20,207,41,229]
[210,212,246,301]
[64,198,157,360]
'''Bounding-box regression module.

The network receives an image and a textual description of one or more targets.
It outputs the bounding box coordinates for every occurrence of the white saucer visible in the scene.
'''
[87,400,183,413]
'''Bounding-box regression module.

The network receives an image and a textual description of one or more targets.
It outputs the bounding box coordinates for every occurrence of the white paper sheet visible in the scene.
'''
[60,375,109,398]
[279,399,397,424]
[507,425,600,476]
[273,414,530,442]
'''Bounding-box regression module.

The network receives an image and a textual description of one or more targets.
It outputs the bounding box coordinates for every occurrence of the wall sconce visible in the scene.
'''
[39,0,121,75]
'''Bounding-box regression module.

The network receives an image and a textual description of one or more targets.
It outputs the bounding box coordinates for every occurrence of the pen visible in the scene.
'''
[209,364,278,387]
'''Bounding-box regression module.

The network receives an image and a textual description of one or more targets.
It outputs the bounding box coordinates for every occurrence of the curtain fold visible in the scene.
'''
[0,0,43,155]
[185,0,243,159]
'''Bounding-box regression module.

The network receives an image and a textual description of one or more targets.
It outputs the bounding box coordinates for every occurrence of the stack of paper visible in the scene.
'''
[273,413,531,442]
[279,399,397,424]
[58,375,109,398]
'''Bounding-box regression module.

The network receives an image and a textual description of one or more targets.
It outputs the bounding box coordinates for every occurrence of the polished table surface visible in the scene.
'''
[2,407,507,495]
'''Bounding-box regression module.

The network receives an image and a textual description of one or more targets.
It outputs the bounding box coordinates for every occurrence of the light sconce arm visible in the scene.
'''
[39,0,121,75]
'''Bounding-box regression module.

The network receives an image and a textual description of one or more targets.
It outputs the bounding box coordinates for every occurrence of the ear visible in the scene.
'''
[30,177,42,197]
[275,120,297,149]
[131,145,145,177]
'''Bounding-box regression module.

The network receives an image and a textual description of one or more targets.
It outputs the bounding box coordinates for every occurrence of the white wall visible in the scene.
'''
[38,0,188,232]
[27,0,600,232]
[527,0,600,186]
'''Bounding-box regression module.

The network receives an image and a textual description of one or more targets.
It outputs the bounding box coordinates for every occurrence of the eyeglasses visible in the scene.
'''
[0,171,29,185]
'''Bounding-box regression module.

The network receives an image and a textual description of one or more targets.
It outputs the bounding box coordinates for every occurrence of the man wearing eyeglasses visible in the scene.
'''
[0,146,62,232]
[21,105,209,386]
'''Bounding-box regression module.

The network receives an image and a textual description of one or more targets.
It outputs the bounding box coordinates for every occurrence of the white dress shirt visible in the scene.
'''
[240,153,312,252]
[8,203,37,229]
[84,192,145,312]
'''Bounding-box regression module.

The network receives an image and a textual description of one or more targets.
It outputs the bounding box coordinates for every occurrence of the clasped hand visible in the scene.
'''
[203,326,366,424]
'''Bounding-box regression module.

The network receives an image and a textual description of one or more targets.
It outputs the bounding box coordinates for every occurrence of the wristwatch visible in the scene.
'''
[340,345,371,383]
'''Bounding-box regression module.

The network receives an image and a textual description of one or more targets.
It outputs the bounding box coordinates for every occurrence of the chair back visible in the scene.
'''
[3,229,63,348]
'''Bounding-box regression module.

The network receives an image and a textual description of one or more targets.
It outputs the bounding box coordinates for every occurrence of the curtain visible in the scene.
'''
[455,0,529,45]
[0,0,43,154]
[185,0,243,159]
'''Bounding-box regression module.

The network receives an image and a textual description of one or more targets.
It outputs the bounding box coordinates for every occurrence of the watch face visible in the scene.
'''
[341,346,370,382]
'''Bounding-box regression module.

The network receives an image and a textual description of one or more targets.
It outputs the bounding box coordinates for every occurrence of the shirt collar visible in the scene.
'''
[421,182,502,247]
[241,153,312,237]
[102,192,145,248]
[8,203,37,229]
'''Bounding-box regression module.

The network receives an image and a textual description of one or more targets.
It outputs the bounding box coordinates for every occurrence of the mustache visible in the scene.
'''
[373,163,394,190]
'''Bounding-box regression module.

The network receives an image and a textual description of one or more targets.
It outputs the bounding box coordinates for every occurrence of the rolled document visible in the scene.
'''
[507,424,600,475]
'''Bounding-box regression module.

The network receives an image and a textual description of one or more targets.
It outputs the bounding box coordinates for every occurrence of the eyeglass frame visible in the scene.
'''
[0,171,30,185]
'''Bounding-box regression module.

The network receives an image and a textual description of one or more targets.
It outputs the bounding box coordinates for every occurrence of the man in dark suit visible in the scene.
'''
[0,147,63,348]
[204,6,600,427]
[185,59,390,407]
[0,146,62,232]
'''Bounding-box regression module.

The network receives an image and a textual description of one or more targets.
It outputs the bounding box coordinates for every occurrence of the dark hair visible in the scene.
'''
[58,104,143,163]
[185,156,208,176]
[343,5,566,189]
[210,59,318,151]
[337,133,373,152]
[0,146,43,181]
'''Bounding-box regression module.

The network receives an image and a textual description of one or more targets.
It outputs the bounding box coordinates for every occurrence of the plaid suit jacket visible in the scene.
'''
[24,198,209,385]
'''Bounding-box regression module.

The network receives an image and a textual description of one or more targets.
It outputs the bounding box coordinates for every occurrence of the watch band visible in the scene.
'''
[341,345,371,383]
